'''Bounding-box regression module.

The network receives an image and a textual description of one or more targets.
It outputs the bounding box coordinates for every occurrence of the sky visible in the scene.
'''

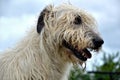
[0,0,120,70]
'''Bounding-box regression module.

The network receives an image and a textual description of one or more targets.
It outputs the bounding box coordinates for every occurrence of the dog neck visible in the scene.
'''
[38,30,72,80]
[17,28,72,80]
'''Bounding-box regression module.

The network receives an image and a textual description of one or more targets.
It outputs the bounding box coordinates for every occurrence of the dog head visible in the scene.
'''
[37,4,104,64]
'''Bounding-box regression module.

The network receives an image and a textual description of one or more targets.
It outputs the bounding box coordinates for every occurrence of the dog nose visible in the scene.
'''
[92,37,104,48]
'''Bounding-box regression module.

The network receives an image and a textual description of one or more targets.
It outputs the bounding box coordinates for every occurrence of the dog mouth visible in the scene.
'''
[63,40,99,61]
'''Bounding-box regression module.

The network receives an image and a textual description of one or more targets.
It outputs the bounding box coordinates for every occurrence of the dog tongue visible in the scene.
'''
[83,49,92,58]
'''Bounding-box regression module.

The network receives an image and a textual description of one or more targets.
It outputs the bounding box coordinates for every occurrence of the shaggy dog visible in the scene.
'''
[0,4,104,80]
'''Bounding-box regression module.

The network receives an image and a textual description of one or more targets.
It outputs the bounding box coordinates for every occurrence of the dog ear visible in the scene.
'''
[37,5,52,33]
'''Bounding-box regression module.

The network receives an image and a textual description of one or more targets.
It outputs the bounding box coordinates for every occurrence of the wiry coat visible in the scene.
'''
[0,28,71,80]
[0,4,103,80]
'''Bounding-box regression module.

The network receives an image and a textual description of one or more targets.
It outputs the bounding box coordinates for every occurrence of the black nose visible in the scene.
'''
[92,37,104,49]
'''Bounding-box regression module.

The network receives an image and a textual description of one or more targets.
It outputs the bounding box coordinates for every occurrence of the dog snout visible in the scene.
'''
[92,37,104,49]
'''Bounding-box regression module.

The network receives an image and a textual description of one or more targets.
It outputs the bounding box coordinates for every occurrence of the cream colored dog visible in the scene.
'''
[0,4,104,80]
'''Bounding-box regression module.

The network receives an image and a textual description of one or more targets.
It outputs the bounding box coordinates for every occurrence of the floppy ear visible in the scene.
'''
[37,8,47,33]
[37,5,52,33]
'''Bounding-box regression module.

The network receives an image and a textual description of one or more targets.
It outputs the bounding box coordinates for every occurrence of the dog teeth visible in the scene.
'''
[87,48,92,51]
[87,48,94,52]
[82,53,85,56]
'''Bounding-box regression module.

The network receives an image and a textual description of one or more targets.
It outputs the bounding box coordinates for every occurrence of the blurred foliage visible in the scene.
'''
[69,52,120,80]
[69,65,91,80]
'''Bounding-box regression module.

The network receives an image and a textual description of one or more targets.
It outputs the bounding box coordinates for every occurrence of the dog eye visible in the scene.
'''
[74,15,82,25]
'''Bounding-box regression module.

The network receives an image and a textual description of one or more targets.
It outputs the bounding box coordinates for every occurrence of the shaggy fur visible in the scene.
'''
[0,4,104,80]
